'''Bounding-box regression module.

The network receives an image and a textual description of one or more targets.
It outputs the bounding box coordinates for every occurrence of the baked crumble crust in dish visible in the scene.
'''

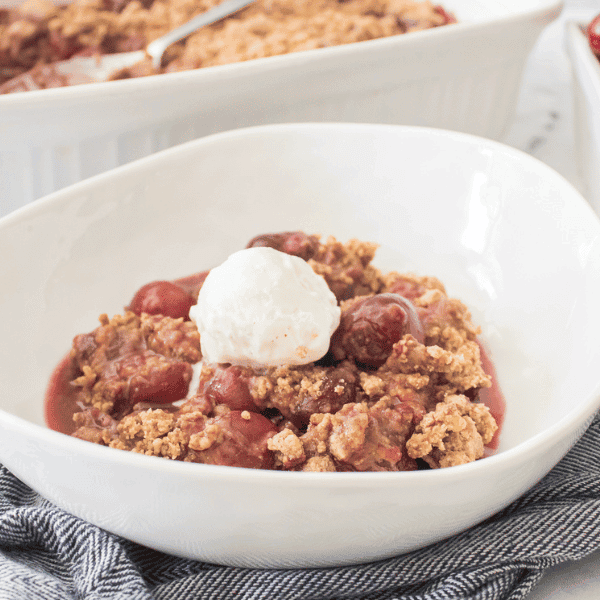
[0,0,455,93]
[45,231,501,472]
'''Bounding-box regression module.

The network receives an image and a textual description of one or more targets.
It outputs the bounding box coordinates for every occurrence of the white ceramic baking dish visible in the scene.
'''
[565,17,600,216]
[0,0,563,217]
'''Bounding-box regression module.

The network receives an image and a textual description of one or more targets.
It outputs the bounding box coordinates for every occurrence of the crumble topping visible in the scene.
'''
[1,0,455,92]
[53,231,500,472]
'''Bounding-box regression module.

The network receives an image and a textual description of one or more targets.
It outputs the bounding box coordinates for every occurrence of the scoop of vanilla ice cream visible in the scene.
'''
[190,247,341,367]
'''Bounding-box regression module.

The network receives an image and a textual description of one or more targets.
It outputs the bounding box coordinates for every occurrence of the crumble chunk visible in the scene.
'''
[406,394,498,468]
[308,236,384,301]
[267,428,306,469]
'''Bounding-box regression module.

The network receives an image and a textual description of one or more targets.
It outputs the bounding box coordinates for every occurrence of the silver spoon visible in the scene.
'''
[53,0,255,82]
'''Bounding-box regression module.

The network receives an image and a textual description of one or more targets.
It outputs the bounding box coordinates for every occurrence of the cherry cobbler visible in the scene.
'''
[45,232,502,472]
[0,0,455,93]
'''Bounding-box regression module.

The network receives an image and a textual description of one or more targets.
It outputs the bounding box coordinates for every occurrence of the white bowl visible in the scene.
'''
[0,0,563,218]
[565,18,600,216]
[0,123,599,569]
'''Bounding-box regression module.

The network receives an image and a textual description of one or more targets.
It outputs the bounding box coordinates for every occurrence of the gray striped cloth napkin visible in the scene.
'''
[2,412,600,600]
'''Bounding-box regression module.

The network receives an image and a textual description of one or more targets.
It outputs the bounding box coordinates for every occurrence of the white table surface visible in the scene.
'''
[503,1,588,193]
[500,1,600,597]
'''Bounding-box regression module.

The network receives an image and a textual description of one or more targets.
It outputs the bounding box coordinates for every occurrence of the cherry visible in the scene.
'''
[588,13,600,57]
[291,365,358,428]
[128,280,195,320]
[202,365,258,411]
[48,30,82,61]
[173,270,210,299]
[330,293,424,367]
[126,357,191,404]
[191,411,278,469]
[246,231,319,260]
[110,351,192,416]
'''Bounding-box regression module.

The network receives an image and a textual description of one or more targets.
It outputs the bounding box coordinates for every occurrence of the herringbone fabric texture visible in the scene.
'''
[2,413,600,600]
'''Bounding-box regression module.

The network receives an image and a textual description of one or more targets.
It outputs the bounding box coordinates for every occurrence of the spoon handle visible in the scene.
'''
[146,0,256,69]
